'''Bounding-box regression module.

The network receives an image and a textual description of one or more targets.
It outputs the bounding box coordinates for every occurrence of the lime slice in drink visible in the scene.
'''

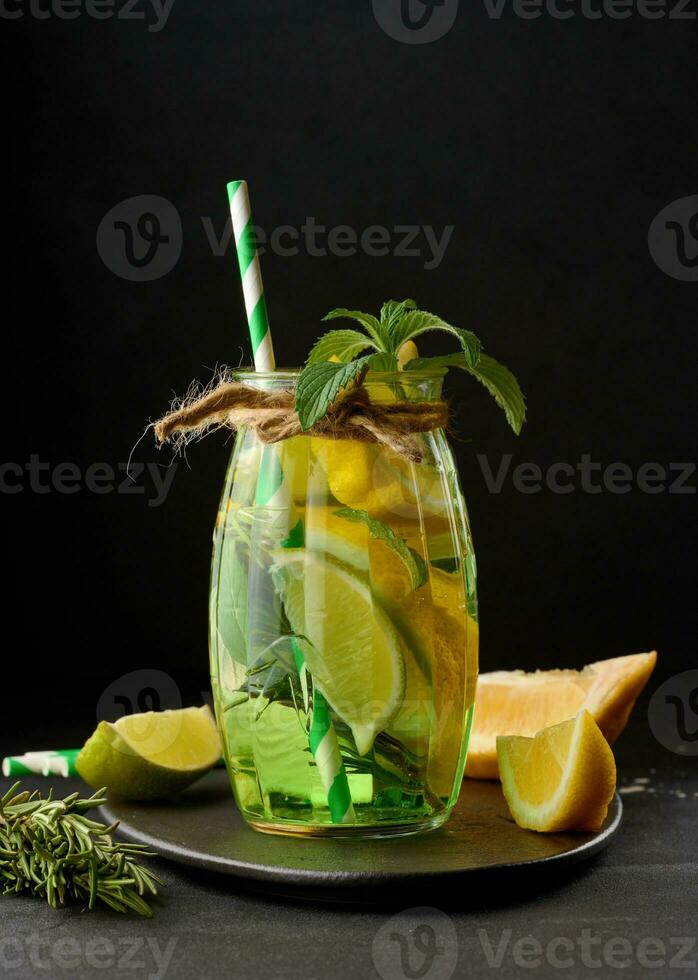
[304,508,415,600]
[76,706,221,801]
[271,551,405,756]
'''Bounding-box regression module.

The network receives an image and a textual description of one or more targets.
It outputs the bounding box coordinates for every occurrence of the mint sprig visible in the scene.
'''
[334,507,427,590]
[389,310,481,368]
[294,300,526,434]
[295,356,372,431]
[322,308,391,351]
[405,352,526,436]
[380,298,417,332]
[307,328,377,364]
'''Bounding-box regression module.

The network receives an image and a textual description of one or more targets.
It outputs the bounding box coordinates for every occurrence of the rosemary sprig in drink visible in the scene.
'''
[0,782,161,916]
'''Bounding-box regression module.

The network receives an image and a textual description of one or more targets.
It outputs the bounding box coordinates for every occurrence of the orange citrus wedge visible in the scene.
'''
[497,709,617,832]
[466,651,657,779]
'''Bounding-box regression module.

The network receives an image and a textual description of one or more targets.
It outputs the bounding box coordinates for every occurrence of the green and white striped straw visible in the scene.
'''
[2,750,81,778]
[228,180,275,372]
[227,180,354,825]
[2,750,226,779]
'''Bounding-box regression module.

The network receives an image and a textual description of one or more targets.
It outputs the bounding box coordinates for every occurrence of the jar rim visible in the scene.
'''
[232,367,447,383]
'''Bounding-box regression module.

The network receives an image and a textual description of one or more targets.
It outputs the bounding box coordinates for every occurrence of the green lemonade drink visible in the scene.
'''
[156,184,522,837]
[210,370,479,837]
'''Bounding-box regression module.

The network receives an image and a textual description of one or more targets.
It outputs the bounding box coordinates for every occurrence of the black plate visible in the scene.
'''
[100,771,622,903]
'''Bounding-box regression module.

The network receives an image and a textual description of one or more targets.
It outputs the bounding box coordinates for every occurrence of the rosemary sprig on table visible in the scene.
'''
[0,782,161,916]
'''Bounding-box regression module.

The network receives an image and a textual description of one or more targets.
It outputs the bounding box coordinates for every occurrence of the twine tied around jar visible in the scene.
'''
[153,374,449,463]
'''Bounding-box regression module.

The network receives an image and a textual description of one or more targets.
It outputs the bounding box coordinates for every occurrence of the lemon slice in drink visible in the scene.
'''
[271,551,405,755]
[76,706,221,801]
[497,709,617,832]
[311,439,449,526]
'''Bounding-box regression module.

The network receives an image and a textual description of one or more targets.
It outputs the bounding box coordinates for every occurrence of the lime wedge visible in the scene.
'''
[304,507,419,602]
[76,706,221,801]
[271,551,405,755]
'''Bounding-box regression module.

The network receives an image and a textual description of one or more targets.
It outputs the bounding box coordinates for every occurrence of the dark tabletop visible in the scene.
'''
[1,711,696,980]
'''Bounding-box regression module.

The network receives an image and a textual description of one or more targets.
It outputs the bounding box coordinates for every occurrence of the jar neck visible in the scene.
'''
[233,369,445,403]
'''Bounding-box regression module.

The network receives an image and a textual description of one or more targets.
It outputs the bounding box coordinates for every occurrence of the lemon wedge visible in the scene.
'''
[497,709,617,832]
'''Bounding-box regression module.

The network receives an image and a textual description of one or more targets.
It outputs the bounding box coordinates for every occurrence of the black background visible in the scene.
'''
[3,0,696,745]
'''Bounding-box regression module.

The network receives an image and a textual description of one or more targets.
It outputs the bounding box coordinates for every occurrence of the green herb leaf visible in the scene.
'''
[306,329,378,364]
[0,784,161,915]
[323,308,391,351]
[211,536,248,659]
[366,351,400,372]
[334,507,427,590]
[406,352,526,434]
[380,299,417,332]
[212,507,293,675]
[240,640,296,701]
[390,310,481,367]
[295,356,372,430]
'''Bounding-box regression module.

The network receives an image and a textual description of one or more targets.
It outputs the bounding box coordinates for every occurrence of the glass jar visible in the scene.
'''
[209,370,478,837]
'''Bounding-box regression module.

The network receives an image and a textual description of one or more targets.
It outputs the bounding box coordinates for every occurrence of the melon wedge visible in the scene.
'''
[466,651,657,780]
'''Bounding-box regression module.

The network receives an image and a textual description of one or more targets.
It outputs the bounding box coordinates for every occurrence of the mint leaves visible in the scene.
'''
[334,508,427,590]
[323,308,390,350]
[389,311,481,369]
[294,300,526,434]
[406,352,526,435]
[295,356,372,431]
[380,298,417,332]
[307,329,377,364]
